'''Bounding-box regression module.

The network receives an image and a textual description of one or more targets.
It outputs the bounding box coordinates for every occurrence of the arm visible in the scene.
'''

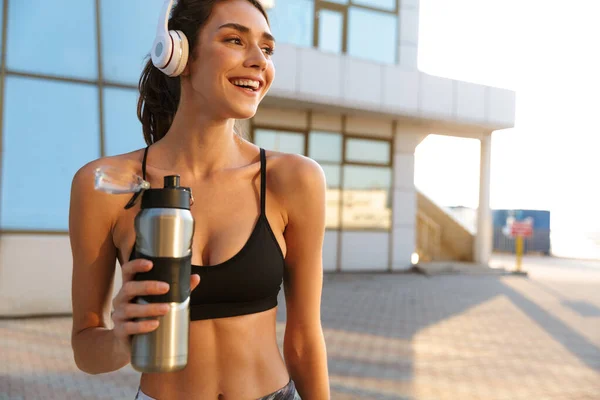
[280,156,330,399]
[70,159,199,374]
[69,161,130,374]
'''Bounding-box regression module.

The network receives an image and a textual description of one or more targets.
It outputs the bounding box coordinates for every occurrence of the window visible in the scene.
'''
[7,0,97,80]
[346,138,391,164]
[1,77,100,230]
[0,3,3,56]
[101,0,164,85]
[312,0,398,64]
[347,7,397,64]
[253,129,305,155]
[267,0,314,48]
[342,137,392,230]
[251,128,392,231]
[309,131,342,163]
[103,88,146,156]
[323,165,342,228]
[321,164,342,188]
[317,8,345,54]
[352,0,396,12]
[309,131,343,229]
[342,165,392,229]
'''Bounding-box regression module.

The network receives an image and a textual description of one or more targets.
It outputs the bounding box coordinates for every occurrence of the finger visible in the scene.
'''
[113,303,170,322]
[115,280,170,306]
[190,274,201,292]
[122,259,153,283]
[120,319,161,336]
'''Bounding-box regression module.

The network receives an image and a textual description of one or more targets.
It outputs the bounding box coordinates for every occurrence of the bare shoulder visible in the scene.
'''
[264,151,326,197]
[263,151,326,226]
[75,148,142,175]
[70,149,147,214]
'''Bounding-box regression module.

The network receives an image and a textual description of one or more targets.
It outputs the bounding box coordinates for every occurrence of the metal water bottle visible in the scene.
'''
[130,175,194,373]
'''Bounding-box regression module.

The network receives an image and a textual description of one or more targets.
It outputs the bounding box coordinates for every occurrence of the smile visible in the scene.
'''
[229,77,263,95]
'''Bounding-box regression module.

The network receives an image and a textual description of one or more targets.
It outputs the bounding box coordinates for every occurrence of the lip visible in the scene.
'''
[231,84,260,97]
[228,75,265,91]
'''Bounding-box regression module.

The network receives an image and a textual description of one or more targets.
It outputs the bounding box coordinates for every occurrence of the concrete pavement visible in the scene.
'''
[1,255,599,399]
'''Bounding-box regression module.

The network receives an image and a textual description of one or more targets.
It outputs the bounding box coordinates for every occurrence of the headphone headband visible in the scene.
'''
[151,0,189,77]
[157,0,174,36]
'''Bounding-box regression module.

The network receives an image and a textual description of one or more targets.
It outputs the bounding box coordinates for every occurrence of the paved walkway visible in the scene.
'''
[2,255,600,399]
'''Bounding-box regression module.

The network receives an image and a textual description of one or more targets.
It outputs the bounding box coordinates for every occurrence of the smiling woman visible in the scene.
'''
[68,0,329,399]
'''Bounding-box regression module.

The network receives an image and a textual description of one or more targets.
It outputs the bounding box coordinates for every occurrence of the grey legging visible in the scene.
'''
[135,379,301,399]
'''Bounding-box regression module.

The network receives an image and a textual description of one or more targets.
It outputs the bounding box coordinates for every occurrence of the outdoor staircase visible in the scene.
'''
[416,191,475,262]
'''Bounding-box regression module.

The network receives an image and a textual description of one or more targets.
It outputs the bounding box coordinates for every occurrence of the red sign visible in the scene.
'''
[511,221,533,238]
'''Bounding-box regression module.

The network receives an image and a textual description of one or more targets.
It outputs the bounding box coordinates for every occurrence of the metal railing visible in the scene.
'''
[416,211,442,262]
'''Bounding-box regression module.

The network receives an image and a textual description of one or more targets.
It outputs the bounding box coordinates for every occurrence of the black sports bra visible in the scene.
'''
[129,147,285,321]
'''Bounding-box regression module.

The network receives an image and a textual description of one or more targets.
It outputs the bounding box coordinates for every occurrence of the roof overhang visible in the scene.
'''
[263,44,516,138]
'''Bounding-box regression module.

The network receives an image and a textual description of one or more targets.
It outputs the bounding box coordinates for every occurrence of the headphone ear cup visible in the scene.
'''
[151,33,173,70]
[172,30,189,77]
[161,30,189,77]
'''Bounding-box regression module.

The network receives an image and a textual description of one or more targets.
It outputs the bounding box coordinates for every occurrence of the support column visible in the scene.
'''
[475,133,493,265]
[391,126,428,271]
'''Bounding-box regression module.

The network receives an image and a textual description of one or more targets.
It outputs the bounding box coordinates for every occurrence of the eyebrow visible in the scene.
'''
[218,23,276,43]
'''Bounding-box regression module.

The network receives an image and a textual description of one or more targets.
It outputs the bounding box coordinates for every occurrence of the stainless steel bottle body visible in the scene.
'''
[134,208,195,259]
[130,207,194,373]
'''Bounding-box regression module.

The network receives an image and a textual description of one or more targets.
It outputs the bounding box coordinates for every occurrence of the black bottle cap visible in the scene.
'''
[164,175,180,188]
[140,175,191,210]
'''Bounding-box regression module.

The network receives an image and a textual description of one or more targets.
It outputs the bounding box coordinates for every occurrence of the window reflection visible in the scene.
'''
[352,0,396,12]
[251,128,393,230]
[346,138,390,164]
[101,0,164,85]
[347,7,397,64]
[104,88,146,156]
[322,164,341,189]
[309,131,342,163]
[342,165,392,229]
[322,165,341,229]
[1,77,100,230]
[0,4,3,55]
[267,0,314,47]
[254,129,305,155]
[318,9,344,54]
[7,0,97,79]
[308,132,343,229]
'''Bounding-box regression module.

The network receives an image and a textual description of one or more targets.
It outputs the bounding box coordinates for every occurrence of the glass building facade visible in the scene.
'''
[0,0,398,234]
[268,0,399,64]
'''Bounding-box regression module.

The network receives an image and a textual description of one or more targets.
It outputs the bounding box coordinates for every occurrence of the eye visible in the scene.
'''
[263,46,275,56]
[226,37,243,45]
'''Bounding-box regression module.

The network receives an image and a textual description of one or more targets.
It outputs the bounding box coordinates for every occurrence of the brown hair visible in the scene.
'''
[137,0,269,145]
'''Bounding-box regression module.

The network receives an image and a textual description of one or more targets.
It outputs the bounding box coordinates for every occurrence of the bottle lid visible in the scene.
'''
[141,175,191,210]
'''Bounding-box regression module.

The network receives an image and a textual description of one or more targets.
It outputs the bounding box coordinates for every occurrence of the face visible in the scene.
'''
[182,0,276,120]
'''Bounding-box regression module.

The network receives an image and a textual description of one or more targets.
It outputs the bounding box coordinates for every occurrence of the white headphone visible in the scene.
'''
[151,0,189,77]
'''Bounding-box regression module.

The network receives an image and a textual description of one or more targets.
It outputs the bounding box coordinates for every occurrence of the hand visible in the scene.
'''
[111,259,201,348]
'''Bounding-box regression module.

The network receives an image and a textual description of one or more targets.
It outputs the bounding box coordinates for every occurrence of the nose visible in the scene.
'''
[243,45,268,71]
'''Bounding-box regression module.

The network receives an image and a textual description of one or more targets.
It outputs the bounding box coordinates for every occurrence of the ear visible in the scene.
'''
[181,60,191,77]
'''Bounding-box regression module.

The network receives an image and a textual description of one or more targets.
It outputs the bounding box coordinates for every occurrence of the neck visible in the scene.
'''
[156,100,242,178]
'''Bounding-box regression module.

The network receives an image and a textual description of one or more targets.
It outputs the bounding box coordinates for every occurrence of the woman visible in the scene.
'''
[68,0,330,398]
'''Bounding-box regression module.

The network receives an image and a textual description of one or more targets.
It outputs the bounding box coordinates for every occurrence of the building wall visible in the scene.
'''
[252,107,397,273]
[0,105,402,316]
[266,0,416,69]
[0,1,416,316]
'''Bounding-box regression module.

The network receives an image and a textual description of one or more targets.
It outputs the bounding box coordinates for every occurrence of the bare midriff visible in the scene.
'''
[138,307,289,400]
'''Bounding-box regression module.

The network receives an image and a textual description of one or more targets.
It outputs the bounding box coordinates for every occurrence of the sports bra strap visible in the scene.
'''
[260,148,266,215]
[127,147,264,212]
[124,146,150,210]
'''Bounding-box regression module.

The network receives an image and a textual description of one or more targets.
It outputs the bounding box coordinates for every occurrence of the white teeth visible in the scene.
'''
[231,79,260,90]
